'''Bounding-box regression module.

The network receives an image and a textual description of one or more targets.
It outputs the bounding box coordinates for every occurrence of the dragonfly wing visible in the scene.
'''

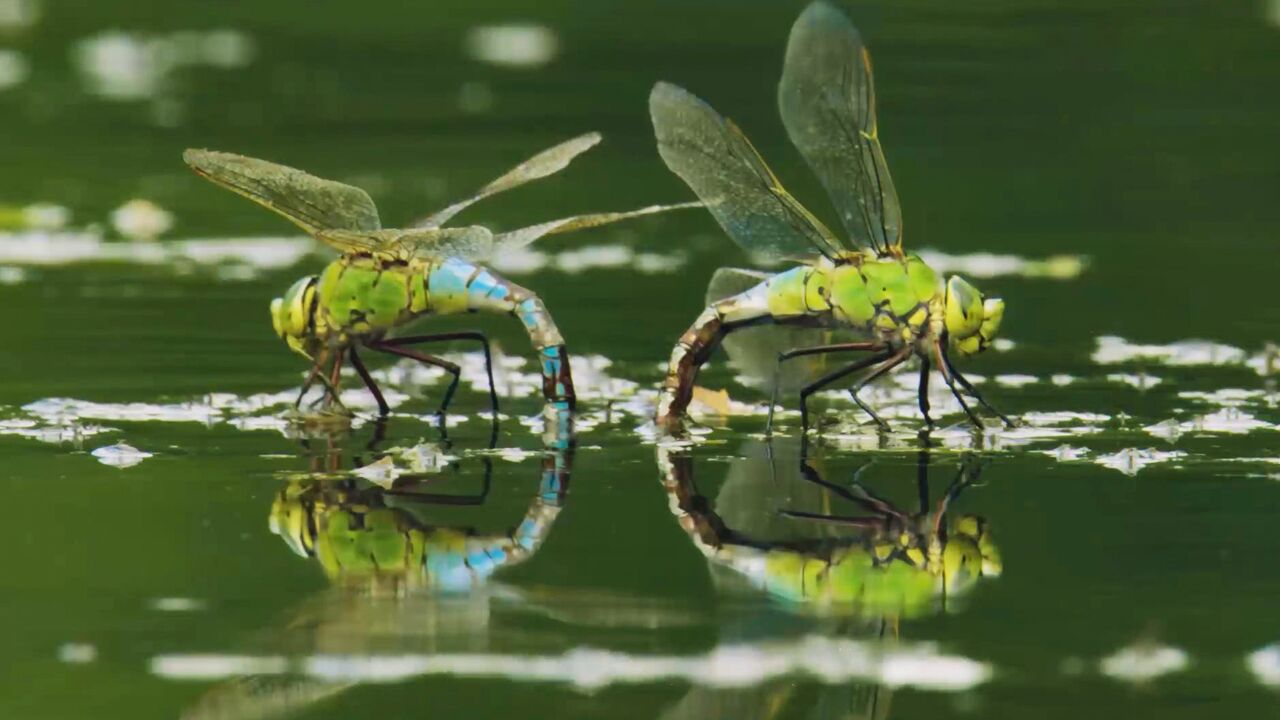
[419,132,603,228]
[650,82,842,265]
[778,1,902,253]
[183,149,381,234]
[492,201,701,252]
[709,267,861,393]
[315,226,494,261]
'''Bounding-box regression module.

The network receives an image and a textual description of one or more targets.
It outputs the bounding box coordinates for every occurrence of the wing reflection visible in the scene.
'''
[656,437,1001,720]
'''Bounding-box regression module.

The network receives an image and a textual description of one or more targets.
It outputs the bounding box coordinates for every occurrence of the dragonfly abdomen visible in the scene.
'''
[656,265,830,428]
[425,257,575,408]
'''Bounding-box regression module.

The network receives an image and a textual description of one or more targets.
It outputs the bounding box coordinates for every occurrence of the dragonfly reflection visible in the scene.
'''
[184,410,575,718]
[656,437,1000,719]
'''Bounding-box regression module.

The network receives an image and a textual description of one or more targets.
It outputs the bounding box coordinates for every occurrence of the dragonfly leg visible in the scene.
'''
[766,341,887,436]
[797,350,894,433]
[917,356,935,429]
[940,349,1015,427]
[934,343,983,428]
[366,340,462,418]
[295,362,323,409]
[349,345,390,416]
[845,348,913,431]
[377,332,499,418]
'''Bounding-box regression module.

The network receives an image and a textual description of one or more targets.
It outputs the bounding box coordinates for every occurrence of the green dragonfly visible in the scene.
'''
[186,133,691,417]
[651,1,1009,433]
[657,440,1000,618]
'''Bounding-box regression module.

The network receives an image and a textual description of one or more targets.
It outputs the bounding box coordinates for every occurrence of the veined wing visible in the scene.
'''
[650,82,842,265]
[316,226,494,261]
[778,1,901,254]
[708,267,848,393]
[183,149,381,234]
[418,132,603,229]
[493,201,701,252]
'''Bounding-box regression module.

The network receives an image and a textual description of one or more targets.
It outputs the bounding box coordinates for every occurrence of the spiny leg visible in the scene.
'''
[844,348,913,431]
[766,341,888,436]
[348,345,390,416]
[295,361,324,410]
[377,332,499,418]
[797,350,894,433]
[366,340,462,418]
[935,343,983,428]
[939,348,1015,427]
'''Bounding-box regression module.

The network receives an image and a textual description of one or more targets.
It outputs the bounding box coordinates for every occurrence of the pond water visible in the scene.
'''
[3,0,1280,717]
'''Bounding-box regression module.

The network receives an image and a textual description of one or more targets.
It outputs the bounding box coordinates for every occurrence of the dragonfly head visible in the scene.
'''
[271,275,321,358]
[943,276,1003,357]
[938,514,1000,602]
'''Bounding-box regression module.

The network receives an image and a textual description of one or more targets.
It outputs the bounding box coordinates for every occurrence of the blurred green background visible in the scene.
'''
[1,0,1279,717]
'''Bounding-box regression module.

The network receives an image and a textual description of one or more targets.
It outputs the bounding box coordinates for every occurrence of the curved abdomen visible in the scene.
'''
[426,257,575,408]
[655,265,826,430]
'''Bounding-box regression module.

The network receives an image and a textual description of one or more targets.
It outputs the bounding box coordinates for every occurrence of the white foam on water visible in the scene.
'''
[90,442,153,468]
[1177,388,1266,407]
[916,249,1086,279]
[994,374,1038,388]
[0,0,41,32]
[1105,373,1161,390]
[0,49,28,90]
[1247,644,1280,687]
[150,637,991,691]
[464,24,558,68]
[1093,448,1186,476]
[1098,643,1189,683]
[57,643,97,664]
[1092,336,1248,367]
[149,597,207,612]
[110,199,173,241]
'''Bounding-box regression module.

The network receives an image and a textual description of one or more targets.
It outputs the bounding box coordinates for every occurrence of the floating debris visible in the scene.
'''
[1099,642,1189,683]
[1106,373,1161,390]
[0,48,27,90]
[487,243,686,276]
[91,442,153,468]
[1093,336,1247,367]
[110,199,173,241]
[1093,448,1186,476]
[916,249,1086,279]
[149,597,207,612]
[73,29,254,101]
[1040,445,1089,462]
[0,0,41,32]
[57,643,97,664]
[464,24,558,68]
[1247,644,1280,687]
[151,635,992,691]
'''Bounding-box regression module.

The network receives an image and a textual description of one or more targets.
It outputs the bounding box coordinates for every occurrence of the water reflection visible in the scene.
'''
[656,438,1000,718]
[184,410,574,718]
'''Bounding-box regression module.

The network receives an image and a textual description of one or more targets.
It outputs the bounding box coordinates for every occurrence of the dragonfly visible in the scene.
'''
[657,440,1000,617]
[186,133,692,417]
[651,1,1010,433]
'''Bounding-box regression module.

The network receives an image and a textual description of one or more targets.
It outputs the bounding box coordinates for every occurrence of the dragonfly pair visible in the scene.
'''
[187,1,1013,433]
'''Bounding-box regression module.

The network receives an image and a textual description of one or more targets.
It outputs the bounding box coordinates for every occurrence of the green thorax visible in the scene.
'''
[314,256,431,342]
[827,253,942,332]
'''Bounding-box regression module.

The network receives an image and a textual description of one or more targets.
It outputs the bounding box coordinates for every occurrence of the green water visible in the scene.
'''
[3,0,1280,717]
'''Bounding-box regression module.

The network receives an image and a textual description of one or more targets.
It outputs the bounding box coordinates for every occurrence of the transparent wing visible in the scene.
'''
[419,132,603,229]
[183,149,381,235]
[493,201,701,252]
[649,82,843,265]
[778,1,901,254]
[316,226,494,261]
